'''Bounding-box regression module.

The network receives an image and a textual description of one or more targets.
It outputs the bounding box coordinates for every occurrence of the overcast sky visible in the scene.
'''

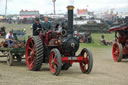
[0,0,128,15]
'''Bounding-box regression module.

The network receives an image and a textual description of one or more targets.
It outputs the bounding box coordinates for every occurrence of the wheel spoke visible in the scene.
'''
[54,64,57,69]
[54,58,58,65]
[32,49,36,55]
[27,56,32,61]
[49,49,62,75]
[84,58,89,64]
[84,63,87,70]
[113,46,117,49]
[80,63,86,72]
[28,47,32,51]
[30,41,34,47]
[52,65,56,73]
[53,54,57,61]
[7,56,10,60]
[113,46,116,49]
[30,59,35,66]
[83,63,86,70]
[117,49,119,52]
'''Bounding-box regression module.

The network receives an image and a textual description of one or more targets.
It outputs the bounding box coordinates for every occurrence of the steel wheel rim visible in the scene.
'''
[49,51,58,74]
[26,38,36,70]
[7,55,10,63]
[7,52,13,66]
[80,50,89,73]
[7,55,11,65]
[112,43,119,62]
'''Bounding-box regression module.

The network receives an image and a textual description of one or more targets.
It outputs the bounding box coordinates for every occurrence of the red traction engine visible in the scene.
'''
[25,6,93,76]
[110,22,128,62]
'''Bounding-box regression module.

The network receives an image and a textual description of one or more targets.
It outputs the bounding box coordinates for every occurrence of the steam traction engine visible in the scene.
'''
[25,6,93,76]
[110,18,128,62]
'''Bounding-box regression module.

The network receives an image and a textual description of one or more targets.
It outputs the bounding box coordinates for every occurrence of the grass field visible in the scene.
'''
[80,33,114,49]
[0,22,115,48]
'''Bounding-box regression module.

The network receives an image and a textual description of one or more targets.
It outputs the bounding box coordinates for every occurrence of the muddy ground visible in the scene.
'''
[0,47,128,85]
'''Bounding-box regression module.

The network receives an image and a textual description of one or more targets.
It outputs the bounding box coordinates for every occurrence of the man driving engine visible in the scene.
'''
[32,18,42,36]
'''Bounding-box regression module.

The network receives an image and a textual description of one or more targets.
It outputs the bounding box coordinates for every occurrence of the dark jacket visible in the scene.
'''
[33,22,42,36]
[42,22,52,31]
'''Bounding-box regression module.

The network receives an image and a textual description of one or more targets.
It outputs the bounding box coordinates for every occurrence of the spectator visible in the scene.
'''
[6,31,15,47]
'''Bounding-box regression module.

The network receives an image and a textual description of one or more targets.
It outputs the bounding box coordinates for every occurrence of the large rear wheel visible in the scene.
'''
[112,42,123,62]
[49,48,62,76]
[79,48,93,74]
[25,36,44,71]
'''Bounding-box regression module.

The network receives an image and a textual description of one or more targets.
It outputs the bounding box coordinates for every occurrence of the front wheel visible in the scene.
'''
[79,48,93,74]
[49,48,62,76]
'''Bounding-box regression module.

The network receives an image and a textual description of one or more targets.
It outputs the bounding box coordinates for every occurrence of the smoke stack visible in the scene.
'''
[67,6,74,35]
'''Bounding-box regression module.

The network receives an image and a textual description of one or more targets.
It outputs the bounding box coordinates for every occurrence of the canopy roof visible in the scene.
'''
[109,24,128,32]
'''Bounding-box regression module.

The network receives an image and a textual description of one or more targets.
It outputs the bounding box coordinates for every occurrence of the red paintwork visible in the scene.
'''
[79,49,89,73]
[61,55,89,72]
[75,33,85,43]
[49,51,57,74]
[39,32,43,39]
[25,38,36,70]
[81,35,85,43]
[112,42,128,61]
[77,9,88,15]
[111,24,128,61]
[20,15,37,19]
[61,56,83,63]
[39,30,61,45]
[45,31,52,45]
[109,24,128,32]
[112,42,119,62]
[123,48,128,55]
[118,36,127,43]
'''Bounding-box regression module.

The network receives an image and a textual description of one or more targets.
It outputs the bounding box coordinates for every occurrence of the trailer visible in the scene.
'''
[0,47,25,66]
[0,30,26,65]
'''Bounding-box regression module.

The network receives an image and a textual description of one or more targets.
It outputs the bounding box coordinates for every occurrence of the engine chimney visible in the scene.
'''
[67,6,74,35]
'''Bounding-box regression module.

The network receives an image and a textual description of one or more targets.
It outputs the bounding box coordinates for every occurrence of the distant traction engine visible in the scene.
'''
[110,21,128,62]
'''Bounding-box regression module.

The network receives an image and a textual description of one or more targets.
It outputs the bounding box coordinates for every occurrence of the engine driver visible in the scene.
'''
[32,18,42,36]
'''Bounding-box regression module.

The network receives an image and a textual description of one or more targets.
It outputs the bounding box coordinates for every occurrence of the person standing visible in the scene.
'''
[42,17,52,31]
[32,18,42,36]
